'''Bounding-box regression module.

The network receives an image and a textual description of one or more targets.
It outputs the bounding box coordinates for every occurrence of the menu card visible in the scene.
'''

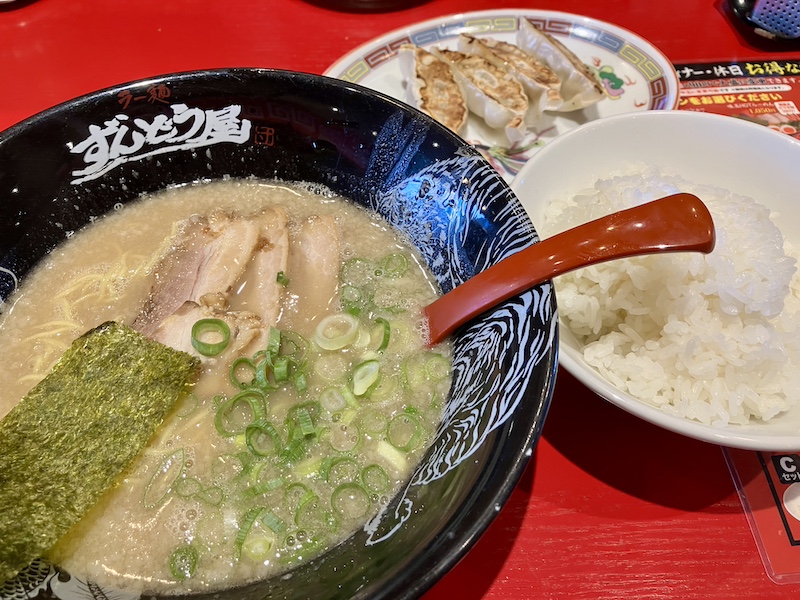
[724,449,800,583]
[675,59,800,138]
[675,59,800,582]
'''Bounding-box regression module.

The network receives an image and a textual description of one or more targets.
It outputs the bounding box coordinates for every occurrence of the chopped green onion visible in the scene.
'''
[403,353,429,390]
[286,483,316,509]
[387,413,421,452]
[331,482,370,521]
[368,373,398,403]
[254,355,279,391]
[245,418,282,457]
[279,331,308,363]
[336,408,358,426]
[327,422,360,452]
[294,457,322,477]
[191,318,231,356]
[230,356,257,389]
[377,440,408,473]
[215,390,267,437]
[296,407,316,437]
[341,284,368,316]
[276,271,290,286]
[319,386,348,412]
[260,509,287,534]
[273,356,290,382]
[376,252,408,278]
[196,485,224,506]
[341,257,376,287]
[352,360,380,396]
[359,408,388,434]
[234,506,263,560]
[294,372,308,394]
[426,353,450,380]
[373,317,391,352]
[286,401,321,430]
[143,448,186,509]
[266,326,282,357]
[174,476,203,498]
[169,545,198,580]
[315,313,360,350]
[324,456,360,485]
[242,530,275,561]
[295,494,325,530]
[243,477,285,499]
[361,464,390,493]
[280,438,307,465]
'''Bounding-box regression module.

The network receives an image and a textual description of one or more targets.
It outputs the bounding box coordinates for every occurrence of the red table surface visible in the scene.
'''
[2,0,800,598]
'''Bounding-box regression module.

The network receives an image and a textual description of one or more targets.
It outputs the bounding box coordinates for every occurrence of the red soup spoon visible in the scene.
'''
[423,193,716,346]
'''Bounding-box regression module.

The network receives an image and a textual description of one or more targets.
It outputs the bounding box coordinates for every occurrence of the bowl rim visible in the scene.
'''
[512,109,800,452]
[0,67,558,599]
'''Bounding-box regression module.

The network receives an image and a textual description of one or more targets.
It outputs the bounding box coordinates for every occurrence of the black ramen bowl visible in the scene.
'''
[0,69,557,600]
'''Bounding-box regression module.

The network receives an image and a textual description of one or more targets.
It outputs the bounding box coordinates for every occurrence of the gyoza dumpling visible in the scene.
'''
[431,47,528,143]
[398,44,469,134]
[517,18,604,112]
[457,33,562,122]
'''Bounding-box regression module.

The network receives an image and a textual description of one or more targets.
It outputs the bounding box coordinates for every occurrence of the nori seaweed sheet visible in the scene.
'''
[0,321,200,583]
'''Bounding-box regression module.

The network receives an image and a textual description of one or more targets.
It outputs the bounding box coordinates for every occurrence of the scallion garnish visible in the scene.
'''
[230,356,257,389]
[143,448,186,509]
[387,413,421,452]
[319,387,348,412]
[190,318,231,357]
[245,418,282,457]
[294,371,308,394]
[352,359,380,396]
[296,407,315,437]
[276,271,290,286]
[272,356,290,383]
[315,313,360,350]
[260,509,287,534]
[266,326,281,357]
[361,464,390,493]
[214,390,267,437]
[331,482,370,520]
[169,544,198,580]
[377,252,408,278]
[374,317,391,352]
[234,506,263,560]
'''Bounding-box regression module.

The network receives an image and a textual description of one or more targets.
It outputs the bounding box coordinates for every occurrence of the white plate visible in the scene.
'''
[513,110,800,451]
[325,9,679,182]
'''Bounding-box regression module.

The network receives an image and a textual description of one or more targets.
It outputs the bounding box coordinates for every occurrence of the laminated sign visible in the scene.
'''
[725,448,800,583]
[676,59,800,139]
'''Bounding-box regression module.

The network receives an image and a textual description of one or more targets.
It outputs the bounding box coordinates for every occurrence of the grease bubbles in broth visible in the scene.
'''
[0,179,452,594]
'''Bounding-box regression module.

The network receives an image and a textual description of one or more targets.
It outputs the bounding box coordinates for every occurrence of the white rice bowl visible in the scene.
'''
[513,110,800,450]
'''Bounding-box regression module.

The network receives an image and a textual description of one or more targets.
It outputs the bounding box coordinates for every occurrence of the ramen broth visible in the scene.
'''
[0,179,451,594]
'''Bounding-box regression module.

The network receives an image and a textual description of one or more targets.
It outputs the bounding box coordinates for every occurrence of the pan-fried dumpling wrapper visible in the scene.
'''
[431,47,528,143]
[398,44,469,134]
[517,18,604,112]
[457,33,562,123]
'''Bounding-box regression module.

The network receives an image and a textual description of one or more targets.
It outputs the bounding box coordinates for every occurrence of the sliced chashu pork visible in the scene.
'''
[230,207,291,353]
[132,212,261,337]
[398,44,469,135]
[134,209,285,359]
[285,214,341,336]
[134,208,341,358]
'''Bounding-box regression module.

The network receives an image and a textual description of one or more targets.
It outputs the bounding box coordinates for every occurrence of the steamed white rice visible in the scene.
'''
[543,167,800,427]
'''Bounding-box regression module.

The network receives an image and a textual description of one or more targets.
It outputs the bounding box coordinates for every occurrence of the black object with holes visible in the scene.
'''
[730,0,800,39]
